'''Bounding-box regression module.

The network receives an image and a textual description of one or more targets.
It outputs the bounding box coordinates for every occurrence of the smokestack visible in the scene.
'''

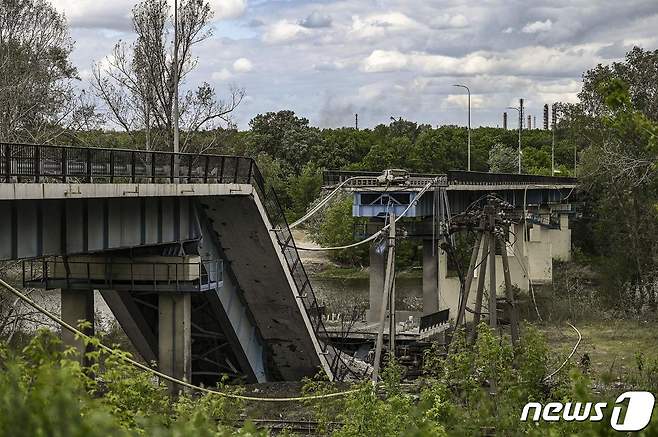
[543,104,549,130]
[527,115,532,130]
[503,112,508,129]
[355,113,359,130]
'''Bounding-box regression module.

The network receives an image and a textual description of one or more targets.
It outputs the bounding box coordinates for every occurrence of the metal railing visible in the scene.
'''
[447,170,577,186]
[251,164,343,376]
[1,142,341,376]
[1,142,254,184]
[22,258,222,293]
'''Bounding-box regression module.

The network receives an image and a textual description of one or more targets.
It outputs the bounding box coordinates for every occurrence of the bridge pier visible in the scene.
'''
[367,240,386,322]
[158,294,192,394]
[422,239,440,316]
[61,289,94,363]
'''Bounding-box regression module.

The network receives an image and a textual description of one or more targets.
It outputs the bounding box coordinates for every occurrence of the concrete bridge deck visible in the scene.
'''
[0,142,339,387]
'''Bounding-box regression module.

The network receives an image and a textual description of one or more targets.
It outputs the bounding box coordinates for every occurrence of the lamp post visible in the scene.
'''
[452,84,471,171]
[507,106,522,174]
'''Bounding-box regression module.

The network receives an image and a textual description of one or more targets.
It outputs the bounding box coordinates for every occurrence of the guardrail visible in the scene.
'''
[22,258,222,293]
[1,142,342,377]
[446,170,577,186]
[0,142,253,184]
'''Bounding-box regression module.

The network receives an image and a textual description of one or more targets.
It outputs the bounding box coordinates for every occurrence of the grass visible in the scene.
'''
[541,319,658,386]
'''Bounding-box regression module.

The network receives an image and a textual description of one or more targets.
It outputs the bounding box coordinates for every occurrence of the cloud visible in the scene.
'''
[502,27,514,34]
[299,11,332,28]
[444,94,485,109]
[361,44,604,77]
[50,0,134,30]
[208,0,247,20]
[212,68,233,81]
[431,14,468,29]
[361,50,409,73]
[351,12,422,39]
[521,19,553,34]
[233,57,253,73]
[263,20,311,43]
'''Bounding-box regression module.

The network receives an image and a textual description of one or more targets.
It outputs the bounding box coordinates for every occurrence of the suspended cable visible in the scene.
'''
[292,178,438,251]
[289,176,370,229]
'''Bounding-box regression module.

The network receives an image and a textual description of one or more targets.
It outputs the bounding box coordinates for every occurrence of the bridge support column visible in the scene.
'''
[367,240,386,322]
[423,239,440,315]
[158,294,192,394]
[61,289,94,363]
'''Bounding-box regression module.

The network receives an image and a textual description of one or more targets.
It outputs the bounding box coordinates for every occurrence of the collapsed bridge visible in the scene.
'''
[0,142,341,388]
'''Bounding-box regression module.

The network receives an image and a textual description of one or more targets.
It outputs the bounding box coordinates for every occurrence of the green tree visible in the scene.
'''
[488,143,517,173]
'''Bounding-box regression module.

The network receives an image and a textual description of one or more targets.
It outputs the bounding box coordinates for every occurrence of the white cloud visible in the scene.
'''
[232,57,253,73]
[50,0,133,30]
[351,12,422,39]
[521,19,553,34]
[361,50,409,73]
[361,45,604,77]
[263,20,311,43]
[503,27,514,34]
[444,94,485,109]
[212,68,233,81]
[208,0,247,20]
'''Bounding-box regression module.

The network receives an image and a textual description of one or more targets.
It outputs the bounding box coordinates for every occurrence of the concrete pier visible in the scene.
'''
[61,289,94,363]
[367,240,386,322]
[158,294,192,394]
[422,239,440,315]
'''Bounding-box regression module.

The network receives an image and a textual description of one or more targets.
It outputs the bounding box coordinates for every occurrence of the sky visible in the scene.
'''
[51,0,658,130]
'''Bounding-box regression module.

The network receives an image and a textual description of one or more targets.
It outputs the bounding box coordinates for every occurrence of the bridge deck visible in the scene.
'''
[0,142,341,383]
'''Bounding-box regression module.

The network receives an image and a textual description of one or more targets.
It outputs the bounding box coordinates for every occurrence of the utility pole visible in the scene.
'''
[372,212,396,385]
[172,0,180,175]
[452,84,471,171]
[506,102,523,173]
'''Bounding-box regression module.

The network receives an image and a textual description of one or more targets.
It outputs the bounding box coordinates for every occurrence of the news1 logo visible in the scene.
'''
[520,391,655,431]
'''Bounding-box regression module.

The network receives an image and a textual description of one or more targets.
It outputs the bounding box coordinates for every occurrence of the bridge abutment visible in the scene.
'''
[158,293,192,394]
[61,289,94,363]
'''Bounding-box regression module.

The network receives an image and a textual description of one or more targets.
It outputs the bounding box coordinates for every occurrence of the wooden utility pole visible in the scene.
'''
[456,218,485,326]
[500,228,519,345]
[472,234,489,329]
[372,212,396,385]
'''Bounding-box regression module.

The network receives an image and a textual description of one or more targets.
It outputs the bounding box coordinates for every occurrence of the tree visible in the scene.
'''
[0,0,98,143]
[488,143,517,173]
[92,0,243,152]
[579,47,658,122]
[247,110,321,174]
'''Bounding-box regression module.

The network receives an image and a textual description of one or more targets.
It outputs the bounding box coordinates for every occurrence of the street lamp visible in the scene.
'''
[452,84,471,171]
[506,106,522,174]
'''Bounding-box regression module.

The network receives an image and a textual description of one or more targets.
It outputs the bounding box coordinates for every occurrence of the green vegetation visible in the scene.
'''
[6,324,656,436]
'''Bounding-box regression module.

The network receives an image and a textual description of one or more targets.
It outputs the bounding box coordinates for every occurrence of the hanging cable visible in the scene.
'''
[289,176,369,229]
[292,178,438,251]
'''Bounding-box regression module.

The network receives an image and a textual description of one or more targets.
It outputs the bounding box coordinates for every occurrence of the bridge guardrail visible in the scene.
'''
[1,142,254,184]
[446,170,577,186]
[1,142,341,376]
